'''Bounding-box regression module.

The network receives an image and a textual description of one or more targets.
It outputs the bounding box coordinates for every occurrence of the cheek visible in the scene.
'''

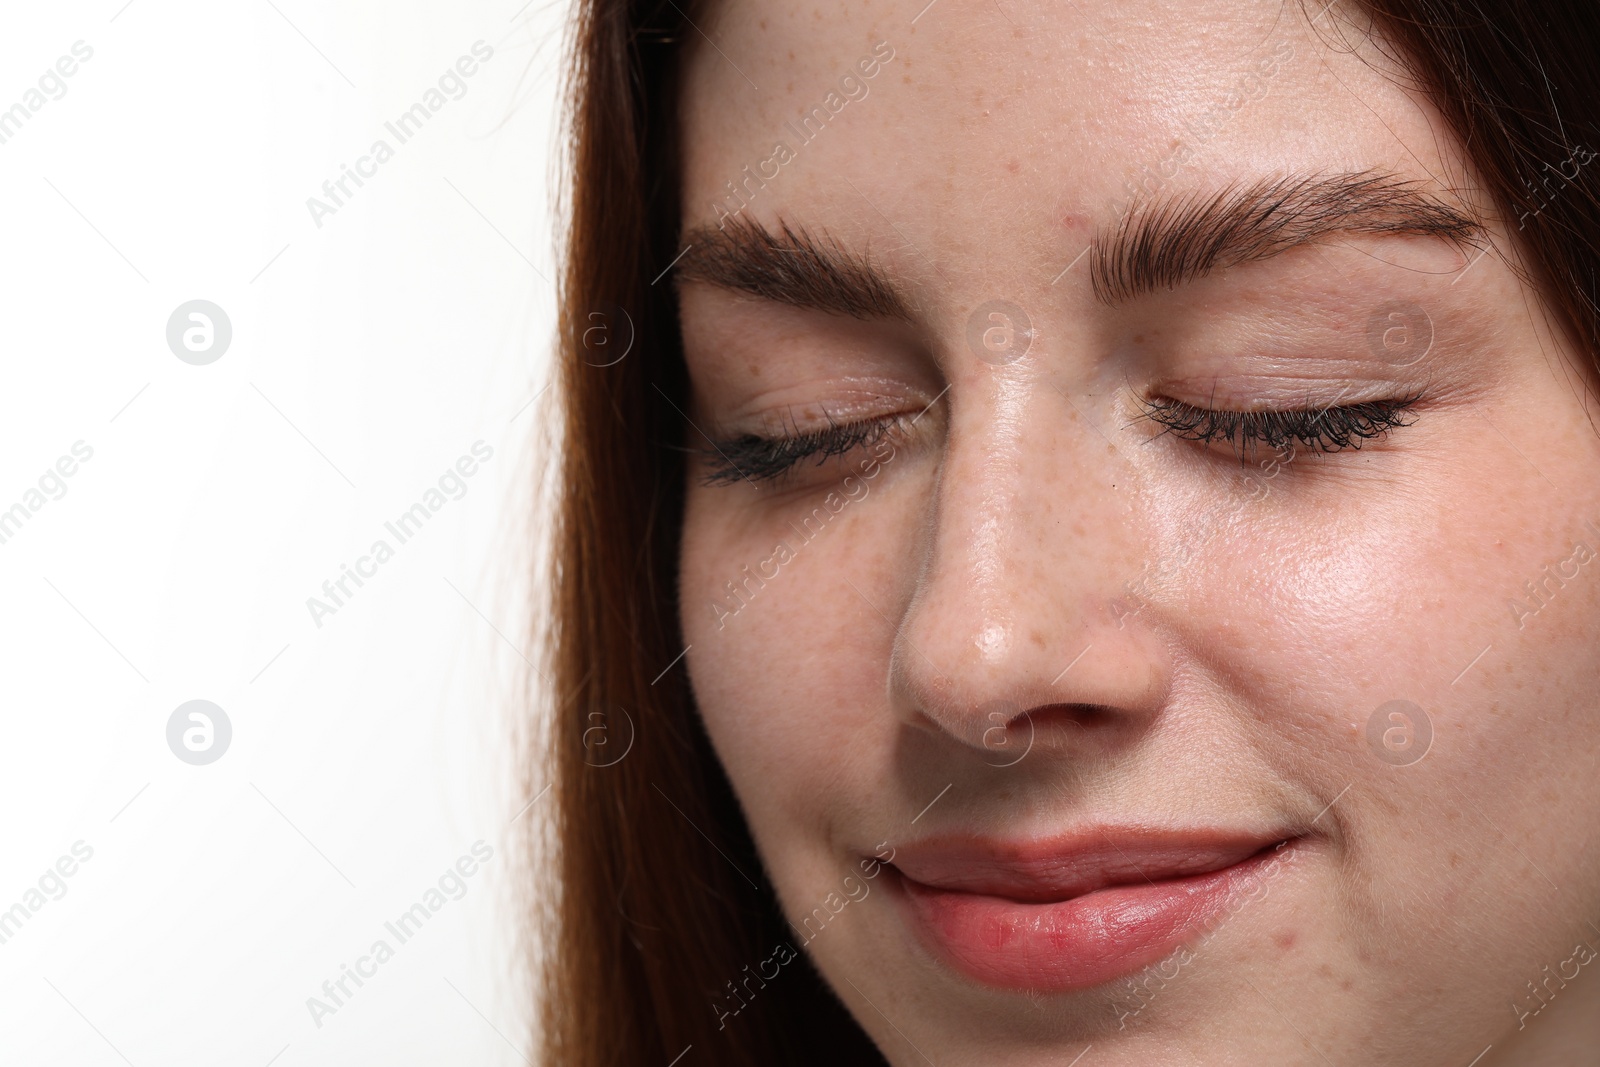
[1181,428,1600,956]
[680,484,905,852]
[1176,430,1600,761]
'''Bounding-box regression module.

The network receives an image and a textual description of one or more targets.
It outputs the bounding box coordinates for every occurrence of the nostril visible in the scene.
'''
[980,703,1102,763]
[982,701,1096,732]
[1026,704,1106,730]
[961,699,1099,759]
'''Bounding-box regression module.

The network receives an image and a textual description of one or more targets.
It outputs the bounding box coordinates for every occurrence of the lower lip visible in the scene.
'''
[893,842,1294,992]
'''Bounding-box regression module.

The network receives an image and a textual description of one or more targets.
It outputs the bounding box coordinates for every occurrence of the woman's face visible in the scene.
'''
[673,1,1600,1062]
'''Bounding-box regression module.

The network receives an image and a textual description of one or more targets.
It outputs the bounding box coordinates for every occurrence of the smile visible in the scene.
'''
[885,829,1304,992]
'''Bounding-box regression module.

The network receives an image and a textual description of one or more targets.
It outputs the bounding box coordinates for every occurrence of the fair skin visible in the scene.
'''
[673,1,1600,1063]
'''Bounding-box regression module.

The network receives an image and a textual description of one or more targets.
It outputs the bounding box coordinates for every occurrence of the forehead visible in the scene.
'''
[678,0,1464,288]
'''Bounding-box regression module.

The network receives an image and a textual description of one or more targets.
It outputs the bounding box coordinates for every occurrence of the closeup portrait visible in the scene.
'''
[4,0,1600,1065]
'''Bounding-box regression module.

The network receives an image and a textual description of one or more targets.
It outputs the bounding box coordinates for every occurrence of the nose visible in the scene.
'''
[889,371,1171,758]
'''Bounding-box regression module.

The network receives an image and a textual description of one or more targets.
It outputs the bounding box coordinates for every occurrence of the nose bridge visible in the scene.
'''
[891,370,1166,748]
[920,373,1047,637]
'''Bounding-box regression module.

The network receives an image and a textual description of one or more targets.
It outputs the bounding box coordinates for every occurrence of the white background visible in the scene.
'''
[0,0,563,1063]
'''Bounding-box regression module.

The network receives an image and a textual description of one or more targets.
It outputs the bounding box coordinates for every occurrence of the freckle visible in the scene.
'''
[760,17,768,29]
[1132,333,1144,344]
[1273,930,1296,950]
[1449,852,1461,868]
[902,73,912,84]
[1341,978,1354,991]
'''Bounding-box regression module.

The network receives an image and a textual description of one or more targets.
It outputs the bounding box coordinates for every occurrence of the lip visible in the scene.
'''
[886,829,1300,992]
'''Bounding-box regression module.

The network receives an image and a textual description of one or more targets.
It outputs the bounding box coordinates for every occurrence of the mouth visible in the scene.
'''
[884,829,1305,993]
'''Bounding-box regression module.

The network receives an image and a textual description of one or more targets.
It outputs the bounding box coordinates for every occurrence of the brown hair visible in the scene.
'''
[529,1,1600,1063]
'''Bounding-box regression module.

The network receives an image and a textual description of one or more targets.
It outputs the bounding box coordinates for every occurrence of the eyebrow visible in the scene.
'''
[1093,170,1485,303]
[677,217,916,321]
[675,170,1485,317]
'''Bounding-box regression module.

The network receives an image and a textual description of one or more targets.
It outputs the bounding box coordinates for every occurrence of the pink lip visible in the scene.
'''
[886,829,1299,992]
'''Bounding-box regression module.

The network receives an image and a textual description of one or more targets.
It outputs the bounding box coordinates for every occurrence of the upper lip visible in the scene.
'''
[887,828,1294,903]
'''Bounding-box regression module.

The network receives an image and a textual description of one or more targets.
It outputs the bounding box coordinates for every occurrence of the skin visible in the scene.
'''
[672,1,1600,1063]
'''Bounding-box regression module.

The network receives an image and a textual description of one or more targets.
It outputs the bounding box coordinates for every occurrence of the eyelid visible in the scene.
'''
[695,383,1423,487]
[708,380,934,438]
[1135,391,1424,457]
[697,411,914,487]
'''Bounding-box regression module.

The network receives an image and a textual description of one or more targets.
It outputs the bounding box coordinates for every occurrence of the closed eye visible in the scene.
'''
[1135,392,1423,458]
[698,413,910,486]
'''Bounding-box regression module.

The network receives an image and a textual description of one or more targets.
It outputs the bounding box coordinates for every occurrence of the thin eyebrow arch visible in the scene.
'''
[1092,170,1487,305]
[676,216,915,322]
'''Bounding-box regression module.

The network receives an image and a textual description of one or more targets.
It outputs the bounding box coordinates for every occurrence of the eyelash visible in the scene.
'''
[699,414,907,486]
[696,392,1423,486]
[1136,392,1424,455]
